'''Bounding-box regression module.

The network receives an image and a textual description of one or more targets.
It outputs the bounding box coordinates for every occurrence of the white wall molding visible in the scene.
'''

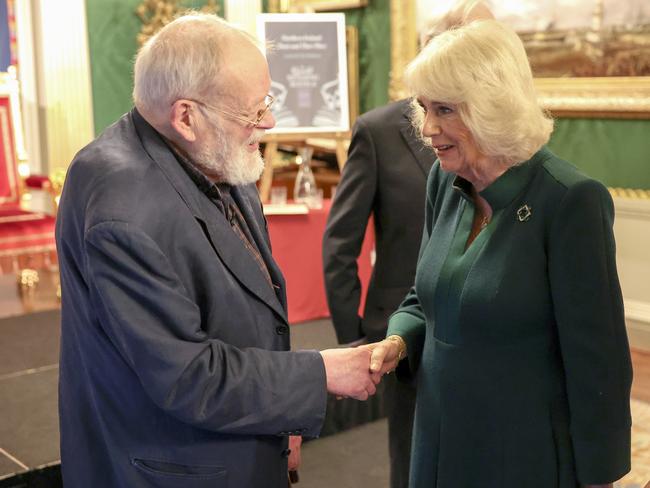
[614,196,650,352]
[225,0,261,36]
[32,0,94,174]
[613,196,650,221]
[625,299,650,351]
[625,299,650,324]
[14,0,42,174]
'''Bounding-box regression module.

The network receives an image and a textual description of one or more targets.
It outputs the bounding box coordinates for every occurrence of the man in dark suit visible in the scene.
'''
[323,97,434,488]
[322,4,494,487]
[56,13,380,488]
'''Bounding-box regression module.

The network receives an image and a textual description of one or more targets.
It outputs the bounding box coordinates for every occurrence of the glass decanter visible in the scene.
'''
[293,146,318,206]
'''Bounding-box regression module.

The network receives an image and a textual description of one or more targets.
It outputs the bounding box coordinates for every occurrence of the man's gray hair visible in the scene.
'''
[133,12,260,115]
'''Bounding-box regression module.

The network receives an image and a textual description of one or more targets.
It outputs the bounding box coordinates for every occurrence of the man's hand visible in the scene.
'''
[288,435,302,471]
[361,336,405,375]
[320,347,382,400]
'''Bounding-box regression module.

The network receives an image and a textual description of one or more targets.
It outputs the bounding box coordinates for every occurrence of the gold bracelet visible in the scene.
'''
[386,335,407,361]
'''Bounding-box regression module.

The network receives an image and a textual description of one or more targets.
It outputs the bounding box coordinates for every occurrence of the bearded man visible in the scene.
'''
[56,13,380,488]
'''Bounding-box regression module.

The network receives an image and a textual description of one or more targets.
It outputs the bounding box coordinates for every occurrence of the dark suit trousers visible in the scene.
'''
[383,372,417,488]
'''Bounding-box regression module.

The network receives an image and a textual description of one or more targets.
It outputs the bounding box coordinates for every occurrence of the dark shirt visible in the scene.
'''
[168,141,272,287]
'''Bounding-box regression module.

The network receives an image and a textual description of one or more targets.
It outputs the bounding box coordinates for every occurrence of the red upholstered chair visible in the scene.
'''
[0,70,57,279]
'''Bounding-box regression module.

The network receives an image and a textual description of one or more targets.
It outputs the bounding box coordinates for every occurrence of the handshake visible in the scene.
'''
[319,336,406,401]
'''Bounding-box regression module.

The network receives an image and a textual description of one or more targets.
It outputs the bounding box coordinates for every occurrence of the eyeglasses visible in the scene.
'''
[193,95,275,129]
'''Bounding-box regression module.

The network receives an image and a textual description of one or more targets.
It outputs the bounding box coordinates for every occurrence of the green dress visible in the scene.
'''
[387,147,632,488]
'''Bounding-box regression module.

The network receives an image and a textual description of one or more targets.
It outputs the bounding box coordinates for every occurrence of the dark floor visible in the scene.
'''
[0,313,389,486]
[3,312,648,487]
[0,311,60,478]
[301,419,389,487]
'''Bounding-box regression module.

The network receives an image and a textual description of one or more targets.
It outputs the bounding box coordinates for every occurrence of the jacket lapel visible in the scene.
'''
[131,109,288,323]
[232,186,288,312]
[398,101,436,178]
[195,192,288,323]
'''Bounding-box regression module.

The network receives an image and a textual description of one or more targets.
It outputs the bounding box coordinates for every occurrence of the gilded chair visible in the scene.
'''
[0,69,57,285]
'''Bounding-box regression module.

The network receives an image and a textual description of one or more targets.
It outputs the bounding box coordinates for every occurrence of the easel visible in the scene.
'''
[256,21,359,202]
[259,132,350,203]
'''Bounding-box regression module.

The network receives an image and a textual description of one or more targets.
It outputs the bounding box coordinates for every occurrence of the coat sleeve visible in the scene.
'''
[386,168,439,378]
[322,116,377,344]
[85,220,327,438]
[547,179,632,484]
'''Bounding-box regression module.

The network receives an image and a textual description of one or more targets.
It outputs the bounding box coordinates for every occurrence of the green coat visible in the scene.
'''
[387,147,632,488]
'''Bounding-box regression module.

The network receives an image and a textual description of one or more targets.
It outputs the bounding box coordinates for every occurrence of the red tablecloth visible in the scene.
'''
[266,199,374,324]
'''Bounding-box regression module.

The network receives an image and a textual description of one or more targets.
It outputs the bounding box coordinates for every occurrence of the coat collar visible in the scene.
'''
[398,99,436,178]
[452,146,553,210]
[130,108,288,323]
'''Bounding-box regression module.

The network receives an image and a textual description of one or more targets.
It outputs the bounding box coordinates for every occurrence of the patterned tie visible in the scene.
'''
[223,199,273,288]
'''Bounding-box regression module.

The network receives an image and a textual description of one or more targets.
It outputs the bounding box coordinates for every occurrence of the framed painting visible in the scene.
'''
[392,0,650,118]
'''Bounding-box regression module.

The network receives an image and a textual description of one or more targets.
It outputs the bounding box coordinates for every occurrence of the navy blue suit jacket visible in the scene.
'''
[56,109,327,487]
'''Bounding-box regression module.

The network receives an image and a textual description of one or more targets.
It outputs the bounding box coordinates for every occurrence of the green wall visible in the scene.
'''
[85,0,388,134]
[85,3,648,189]
[344,0,391,114]
[548,118,650,189]
[86,0,141,134]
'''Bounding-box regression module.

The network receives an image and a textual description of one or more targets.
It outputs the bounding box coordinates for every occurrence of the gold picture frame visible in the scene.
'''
[389,0,650,119]
[271,0,368,12]
[534,77,650,119]
[388,0,417,102]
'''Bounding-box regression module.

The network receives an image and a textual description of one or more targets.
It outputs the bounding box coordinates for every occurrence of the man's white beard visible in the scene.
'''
[192,124,265,186]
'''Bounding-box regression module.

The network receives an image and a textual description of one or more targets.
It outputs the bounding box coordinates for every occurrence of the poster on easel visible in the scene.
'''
[257,13,350,134]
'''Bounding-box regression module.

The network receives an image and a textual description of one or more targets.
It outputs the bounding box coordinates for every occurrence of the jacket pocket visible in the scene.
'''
[132,457,227,486]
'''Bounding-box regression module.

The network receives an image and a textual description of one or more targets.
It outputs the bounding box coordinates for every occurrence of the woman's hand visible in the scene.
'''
[361,335,406,375]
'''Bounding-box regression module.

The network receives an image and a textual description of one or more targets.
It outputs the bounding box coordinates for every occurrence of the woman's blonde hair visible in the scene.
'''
[419,0,493,46]
[406,19,553,165]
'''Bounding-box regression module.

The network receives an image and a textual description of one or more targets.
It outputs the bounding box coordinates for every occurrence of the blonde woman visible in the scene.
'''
[367,20,632,488]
